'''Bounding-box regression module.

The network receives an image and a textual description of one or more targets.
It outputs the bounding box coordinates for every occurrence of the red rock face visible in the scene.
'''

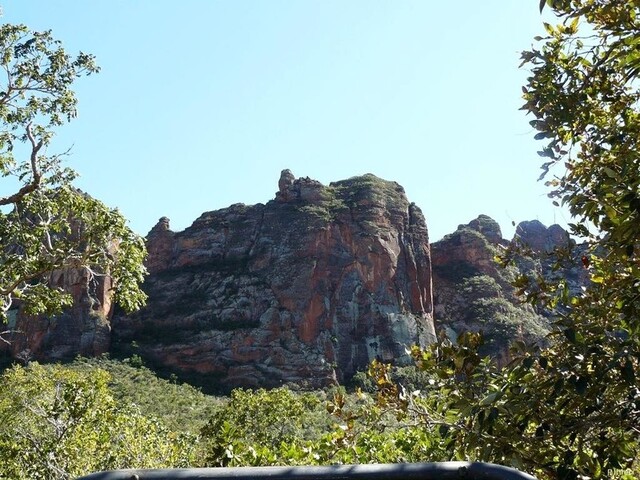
[113,171,436,390]
[146,216,175,274]
[8,266,113,361]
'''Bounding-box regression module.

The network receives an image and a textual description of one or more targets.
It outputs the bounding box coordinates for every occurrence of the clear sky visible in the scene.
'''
[3,1,565,242]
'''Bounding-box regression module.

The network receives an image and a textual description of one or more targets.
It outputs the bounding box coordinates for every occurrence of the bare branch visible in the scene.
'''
[0,123,43,206]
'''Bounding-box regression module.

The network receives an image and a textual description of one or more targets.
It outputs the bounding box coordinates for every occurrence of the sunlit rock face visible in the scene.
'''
[113,170,436,390]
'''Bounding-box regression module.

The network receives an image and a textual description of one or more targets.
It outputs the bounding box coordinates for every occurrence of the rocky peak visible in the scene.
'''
[146,217,175,274]
[515,220,571,252]
[466,214,504,245]
[409,202,427,229]
[432,215,503,279]
[275,169,326,204]
[431,215,588,360]
[431,215,550,360]
[149,216,172,234]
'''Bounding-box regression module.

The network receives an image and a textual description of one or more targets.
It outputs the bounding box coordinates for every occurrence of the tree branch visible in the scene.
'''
[0,123,43,206]
[0,266,51,297]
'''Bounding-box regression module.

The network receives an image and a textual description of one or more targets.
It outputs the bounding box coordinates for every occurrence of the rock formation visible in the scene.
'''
[6,267,113,362]
[112,171,436,390]
[515,219,571,253]
[145,216,175,274]
[433,216,535,358]
[2,170,587,390]
[513,219,589,299]
[431,215,586,359]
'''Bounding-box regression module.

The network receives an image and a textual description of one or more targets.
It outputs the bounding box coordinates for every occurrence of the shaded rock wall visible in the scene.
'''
[113,171,436,390]
[7,267,113,362]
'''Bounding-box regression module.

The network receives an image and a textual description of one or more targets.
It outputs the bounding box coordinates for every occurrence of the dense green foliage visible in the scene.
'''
[68,356,223,434]
[519,1,640,476]
[0,359,450,475]
[296,174,407,224]
[0,362,197,479]
[0,24,146,324]
[199,378,449,468]
[459,273,549,352]
[200,387,330,466]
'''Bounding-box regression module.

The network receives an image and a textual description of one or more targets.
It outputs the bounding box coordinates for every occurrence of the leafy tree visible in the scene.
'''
[310,364,449,466]
[525,0,640,251]
[199,383,447,468]
[200,387,330,466]
[517,2,640,475]
[0,24,146,324]
[69,355,223,435]
[0,363,197,479]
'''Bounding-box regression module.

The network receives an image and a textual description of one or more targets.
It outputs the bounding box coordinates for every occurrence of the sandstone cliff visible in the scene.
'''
[3,171,587,390]
[4,267,113,362]
[112,171,436,390]
[431,215,586,359]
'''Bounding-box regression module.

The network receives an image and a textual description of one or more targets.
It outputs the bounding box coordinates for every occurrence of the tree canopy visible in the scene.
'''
[0,362,197,479]
[0,24,146,324]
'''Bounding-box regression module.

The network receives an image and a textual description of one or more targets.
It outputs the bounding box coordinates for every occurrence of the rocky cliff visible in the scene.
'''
[431,215,586,359]
[3,170,587,390]
[112,171,436,390]
[4,267,113,362]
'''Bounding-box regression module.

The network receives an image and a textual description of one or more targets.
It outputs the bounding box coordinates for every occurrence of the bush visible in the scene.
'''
[0,363,197,479]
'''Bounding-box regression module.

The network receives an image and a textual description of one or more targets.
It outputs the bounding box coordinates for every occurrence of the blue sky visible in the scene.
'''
[4,1,563,242]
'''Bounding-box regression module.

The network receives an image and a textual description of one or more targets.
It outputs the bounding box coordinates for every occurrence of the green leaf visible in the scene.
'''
[569,17,579,32]
[479,390,502,406]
